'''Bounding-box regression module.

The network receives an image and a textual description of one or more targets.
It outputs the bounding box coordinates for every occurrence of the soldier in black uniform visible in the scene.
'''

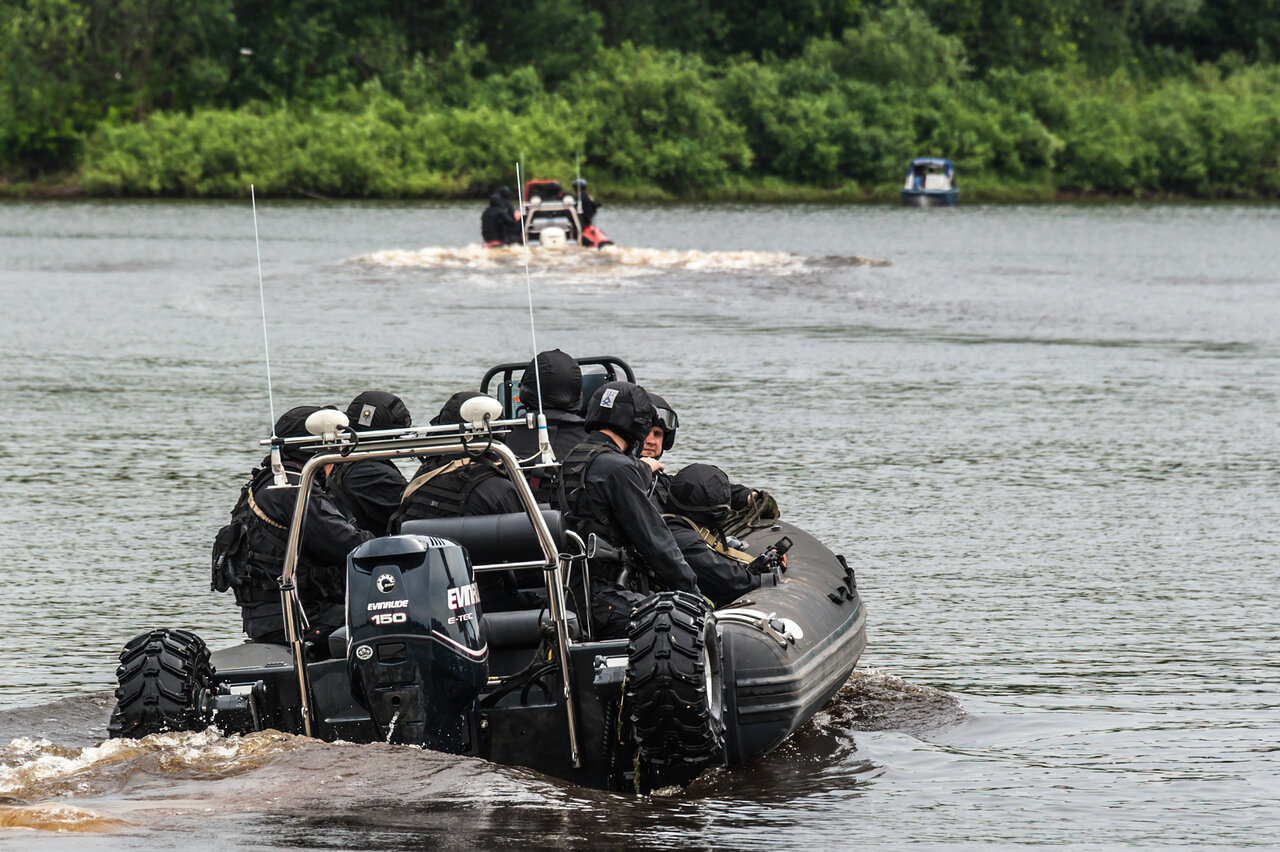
[327,390,411,534]
[555,381,700,637]
[504,349,588,500]
[663,464,768,607]
[639,391,678,508]
[392,391,528,610]
[211,405,374,649]
[640,390,780,521]
[481,193,512,246]
[571,178,599,228]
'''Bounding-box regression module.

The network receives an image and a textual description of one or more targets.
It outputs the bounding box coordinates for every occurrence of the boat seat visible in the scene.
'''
[485,609,579,649]
[400,510,565,565]
[329,612,578,658]
[328,625,349,660]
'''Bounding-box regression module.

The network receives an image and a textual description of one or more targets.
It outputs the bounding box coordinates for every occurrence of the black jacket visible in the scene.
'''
[328,458,407,535]
[558,433,698,595]
[578,192,599,228]
[395,455,524,524]
[506,409,588,500]
[665,520,759,607]
[232,462,373,643]
[481,203,508,243]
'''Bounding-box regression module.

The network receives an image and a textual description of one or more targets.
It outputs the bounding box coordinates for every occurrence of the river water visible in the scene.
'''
[0,200,1276,848]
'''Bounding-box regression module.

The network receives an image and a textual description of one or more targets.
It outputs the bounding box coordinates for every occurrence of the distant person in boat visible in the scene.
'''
[327,391,411,535]
[504,349,588,500]
[571,178,599,228]
[391,390,528,610]
[498,185,523,244]
[212,405,374,650]
[555,381,700,638]
[639,392,780,522]
[662,464,772,607]
[481,192,514,247]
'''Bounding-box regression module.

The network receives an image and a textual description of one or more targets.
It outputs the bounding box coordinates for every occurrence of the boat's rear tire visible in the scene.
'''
[107,628,214,739]
[626,592,724,788]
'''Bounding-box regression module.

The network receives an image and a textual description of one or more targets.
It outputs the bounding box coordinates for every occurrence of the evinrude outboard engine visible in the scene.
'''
[346,535,488,752]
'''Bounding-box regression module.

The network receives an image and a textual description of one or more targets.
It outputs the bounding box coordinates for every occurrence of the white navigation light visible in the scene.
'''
[459,395,502,429]
[528,195,542,206]
[305,408,349,442]
[540,226,567,247]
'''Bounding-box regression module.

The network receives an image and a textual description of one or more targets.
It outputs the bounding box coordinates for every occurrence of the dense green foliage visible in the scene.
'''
[4,0,1280,198]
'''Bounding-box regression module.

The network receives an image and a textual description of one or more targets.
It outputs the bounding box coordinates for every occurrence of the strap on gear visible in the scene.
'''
[663,514,755,564]
[395,456,504,523]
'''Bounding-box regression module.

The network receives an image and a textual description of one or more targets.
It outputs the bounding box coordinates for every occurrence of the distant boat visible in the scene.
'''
[901,157,959,207]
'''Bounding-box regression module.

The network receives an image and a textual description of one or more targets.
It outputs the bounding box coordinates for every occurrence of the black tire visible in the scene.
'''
[626,592,724,787]
[107,629,214,739]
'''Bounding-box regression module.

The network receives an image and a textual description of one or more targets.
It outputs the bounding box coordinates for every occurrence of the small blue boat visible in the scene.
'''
[901,157,959,207]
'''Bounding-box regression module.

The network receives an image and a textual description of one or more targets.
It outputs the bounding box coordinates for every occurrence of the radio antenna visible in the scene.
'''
[516,162,555,467]
[575,152,583,216]
[252,185,287,486]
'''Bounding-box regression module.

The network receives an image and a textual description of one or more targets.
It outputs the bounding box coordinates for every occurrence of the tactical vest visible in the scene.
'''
[211,465,291,602]
[555,440,616,544]
[394,457,504,525]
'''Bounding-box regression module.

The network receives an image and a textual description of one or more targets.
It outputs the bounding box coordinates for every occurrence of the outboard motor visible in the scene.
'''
[346,535,488,752]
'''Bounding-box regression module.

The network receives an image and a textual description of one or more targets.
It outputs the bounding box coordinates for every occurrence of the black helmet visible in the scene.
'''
[584,381,653,448]
[498,186,512,200]
[667,463,733,527]
[272,404,328,463]
[489,192,503,206]
[346,391,410,432]
[430,391,485,426]
[519,349,582,412]
[572,178,587,190]
[646,392,679,454]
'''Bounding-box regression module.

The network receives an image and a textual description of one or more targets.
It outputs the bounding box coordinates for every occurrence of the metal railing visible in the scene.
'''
[268,420,582,764]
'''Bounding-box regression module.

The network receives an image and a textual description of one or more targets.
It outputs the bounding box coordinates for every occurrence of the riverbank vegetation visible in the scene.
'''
[3,0,1279,200]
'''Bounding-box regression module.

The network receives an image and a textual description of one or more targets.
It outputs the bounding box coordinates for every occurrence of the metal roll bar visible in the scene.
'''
[274,425,581,763]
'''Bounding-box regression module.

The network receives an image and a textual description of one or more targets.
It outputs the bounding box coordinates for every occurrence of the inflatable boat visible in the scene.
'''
[106,359,864,791]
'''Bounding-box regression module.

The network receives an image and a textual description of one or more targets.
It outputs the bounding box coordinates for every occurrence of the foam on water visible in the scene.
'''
[0,728,303,806]
[354,244,887,276]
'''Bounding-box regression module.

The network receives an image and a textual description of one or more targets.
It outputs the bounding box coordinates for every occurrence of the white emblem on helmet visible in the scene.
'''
[599,388,619,409]
[376,573,396,593]
[359,404,376,427]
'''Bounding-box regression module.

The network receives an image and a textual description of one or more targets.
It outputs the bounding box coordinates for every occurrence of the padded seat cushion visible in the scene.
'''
[400,510,564,565]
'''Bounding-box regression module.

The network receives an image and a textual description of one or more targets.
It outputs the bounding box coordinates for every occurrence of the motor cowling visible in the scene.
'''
[346,535,488,752]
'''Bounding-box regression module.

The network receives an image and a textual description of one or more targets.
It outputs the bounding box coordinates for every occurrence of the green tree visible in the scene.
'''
[0,0,91,169]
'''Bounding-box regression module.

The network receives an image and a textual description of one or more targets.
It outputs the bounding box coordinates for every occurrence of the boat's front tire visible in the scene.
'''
[626,592,724,788]
[107,628,214,738]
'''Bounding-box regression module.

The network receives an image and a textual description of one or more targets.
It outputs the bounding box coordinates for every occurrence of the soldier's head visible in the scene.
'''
[641,392,678,460]
[667,463,733,529]
[345,391,411,432]
[584,381,654,454]
[519,349,582,413]
[272,404,329,463]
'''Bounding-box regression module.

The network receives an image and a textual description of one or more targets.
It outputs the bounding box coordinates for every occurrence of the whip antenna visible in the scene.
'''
[575,152,583,216]
[516,162,555,467]
[252,185,287,486]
